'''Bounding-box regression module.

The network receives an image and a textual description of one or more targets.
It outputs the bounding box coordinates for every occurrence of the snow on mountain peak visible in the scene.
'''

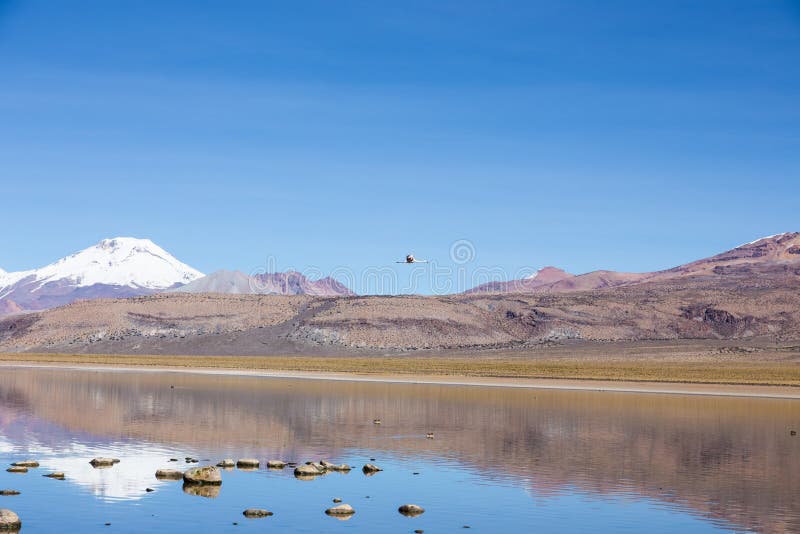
[4,237,204,291]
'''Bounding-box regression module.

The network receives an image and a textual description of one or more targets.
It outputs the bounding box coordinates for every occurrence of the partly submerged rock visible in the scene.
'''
[43,472,65,480]
[266,460,286,469]
[0,491,19,496]
[155,469,184,480]
[332,498,342,503]
[294,464,325,477]
[216,459,235,468]
[242,509,273,518]
[398,504,425,517]
[325,504,355,516]
[362,463,382,474]
[4,468,26,474]
[89,458,120,468]
[183,466,222,485]
[10,461,38,468]
[237,459,259,469]
[0,509,21,530]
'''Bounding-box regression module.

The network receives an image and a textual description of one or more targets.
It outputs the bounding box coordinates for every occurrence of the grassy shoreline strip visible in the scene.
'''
[0,353,798,387]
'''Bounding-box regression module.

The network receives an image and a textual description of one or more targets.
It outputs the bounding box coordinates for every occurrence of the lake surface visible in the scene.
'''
[0,367,797,533]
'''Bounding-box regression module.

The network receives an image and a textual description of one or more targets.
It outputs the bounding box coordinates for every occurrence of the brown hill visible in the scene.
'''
[468,232,800,294]
[1,259,799,354]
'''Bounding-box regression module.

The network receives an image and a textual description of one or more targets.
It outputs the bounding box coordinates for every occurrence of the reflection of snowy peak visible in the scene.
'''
[0,237,203,314]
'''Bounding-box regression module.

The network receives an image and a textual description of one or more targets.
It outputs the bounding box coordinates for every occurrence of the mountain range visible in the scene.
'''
[0,237,352,316]
[1,232,799,354]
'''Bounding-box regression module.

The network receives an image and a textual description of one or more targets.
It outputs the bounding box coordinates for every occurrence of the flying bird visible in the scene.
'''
[397,254,428,264]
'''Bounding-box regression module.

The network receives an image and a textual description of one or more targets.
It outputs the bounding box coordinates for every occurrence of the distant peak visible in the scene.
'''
[737,232,798,248]
[525,266,570,280]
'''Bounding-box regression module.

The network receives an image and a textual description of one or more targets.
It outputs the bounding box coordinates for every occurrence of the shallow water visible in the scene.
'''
[0,367,797,533]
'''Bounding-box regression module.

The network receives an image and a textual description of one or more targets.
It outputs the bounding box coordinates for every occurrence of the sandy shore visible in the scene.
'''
[1,360,798,399]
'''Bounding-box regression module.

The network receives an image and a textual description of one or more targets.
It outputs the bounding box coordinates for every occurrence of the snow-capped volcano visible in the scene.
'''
[0,237,203,314]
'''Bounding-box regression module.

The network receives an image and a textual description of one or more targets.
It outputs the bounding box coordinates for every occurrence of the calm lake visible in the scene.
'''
[0,367,797,533]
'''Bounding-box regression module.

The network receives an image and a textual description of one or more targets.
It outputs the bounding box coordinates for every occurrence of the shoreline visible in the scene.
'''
[2,360,799,399]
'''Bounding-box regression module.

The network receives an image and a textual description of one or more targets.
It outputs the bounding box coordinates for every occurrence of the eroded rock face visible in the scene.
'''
[325,504,355,516]
[0,509,21,530]
[242,509,273,518]
[398,504,425,517]
[183,466,222,485]
[155,469,184,480]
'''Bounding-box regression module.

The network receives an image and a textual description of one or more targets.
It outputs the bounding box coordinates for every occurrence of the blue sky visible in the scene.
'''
[1,0,798,293]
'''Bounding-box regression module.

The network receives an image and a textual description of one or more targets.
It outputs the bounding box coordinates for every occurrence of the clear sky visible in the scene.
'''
[1,1,798,293]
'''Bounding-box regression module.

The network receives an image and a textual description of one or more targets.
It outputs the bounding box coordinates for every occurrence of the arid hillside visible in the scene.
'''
[1,258,798,355]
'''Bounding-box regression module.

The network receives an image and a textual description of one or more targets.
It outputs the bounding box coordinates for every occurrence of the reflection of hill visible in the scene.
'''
[0,368,797,532]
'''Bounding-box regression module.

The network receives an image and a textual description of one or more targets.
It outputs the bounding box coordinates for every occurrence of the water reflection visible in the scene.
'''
[0,367,797,532]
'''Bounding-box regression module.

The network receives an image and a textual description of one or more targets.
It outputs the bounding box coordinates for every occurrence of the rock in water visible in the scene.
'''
[155,469,184,480]
[0,509,21,530]
[398,504,426,517]
[43,472,65,480]
[4,468,26,474]
[266,460,286,469]
[10,461,38,468]
[183,466,222,485]
[325,504,355,516]
[294,464,325,477]
[90,458,120,468]
[216,459,235,468]
[0,491,20,496]
[362,463,382,474]
[242,509,273,518]
[236,459,259,469]
[332,498,342,503]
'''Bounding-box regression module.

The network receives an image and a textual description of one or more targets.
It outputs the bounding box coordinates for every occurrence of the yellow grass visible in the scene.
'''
[0,353,798,386]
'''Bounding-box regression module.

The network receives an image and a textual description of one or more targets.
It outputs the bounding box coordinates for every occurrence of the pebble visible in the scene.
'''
[5,468,26,474]
[325,504,355,516]
[242,509,273,518]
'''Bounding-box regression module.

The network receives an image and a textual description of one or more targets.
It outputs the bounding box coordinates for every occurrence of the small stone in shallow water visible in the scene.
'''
[183,466,222,485]
[0,509,21,530]
[373,419,381,425]
[415,530,424,534]
[242,509,273,518]
[168,458,178,462]
[216,459,235,468]
[332,498,342,503]
[5,468,26,474]
[10,461,38,468]
[325,504,355,516]
[266,460,286,469]
[43,472,65,480]
[362,463,382,474]
[0,491,20,496]
[236,459,259,469]
[90,458,120,468]
[398,504,425,517]
[145,488,154,493]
